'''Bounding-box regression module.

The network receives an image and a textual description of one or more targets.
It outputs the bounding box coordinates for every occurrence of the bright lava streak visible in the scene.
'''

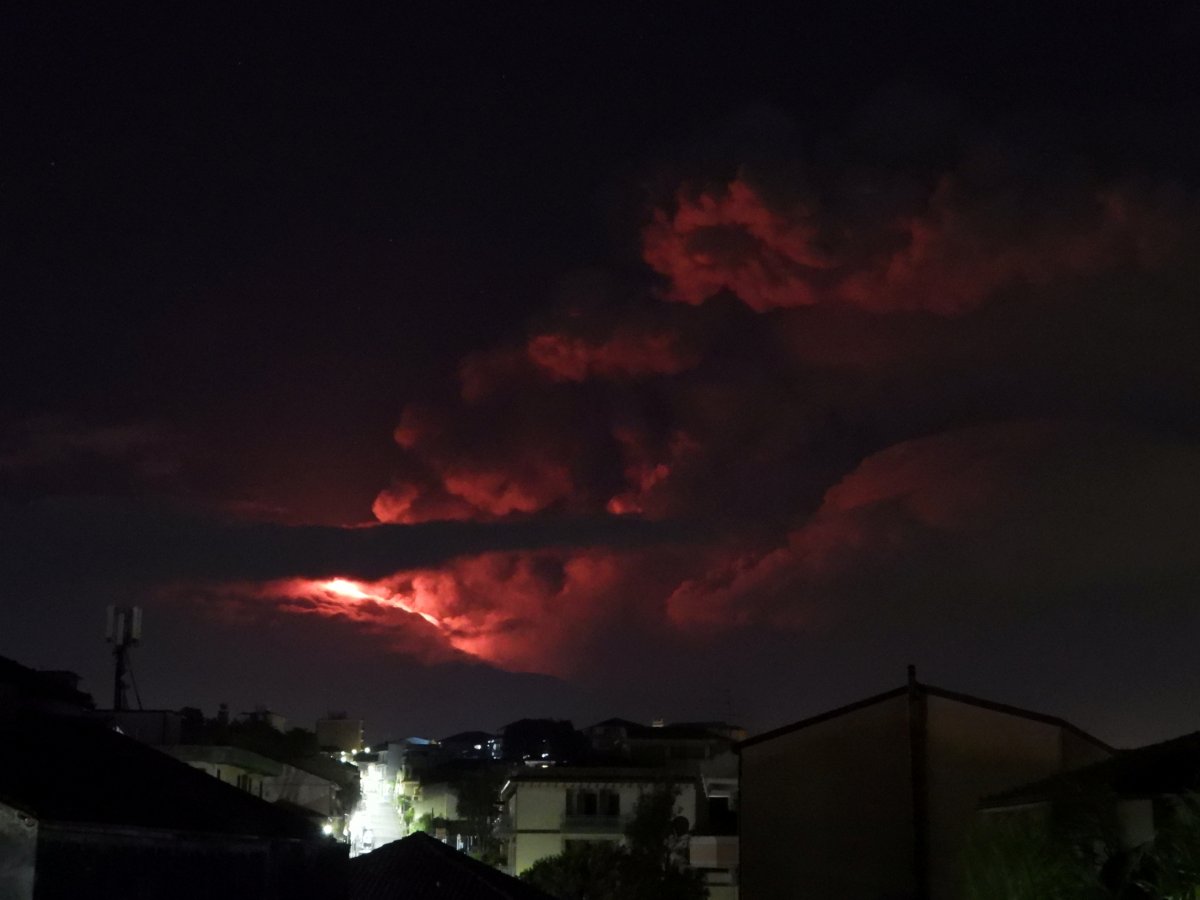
[316,578,443,628]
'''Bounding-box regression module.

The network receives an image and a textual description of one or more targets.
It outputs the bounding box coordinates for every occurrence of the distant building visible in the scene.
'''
[583,718,743,767]
[498,718,584,765]
[441,730,500,760]
[318,714,364,753]
[738,668,1111,900]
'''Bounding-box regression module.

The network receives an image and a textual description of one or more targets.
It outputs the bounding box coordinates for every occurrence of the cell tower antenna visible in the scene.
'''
[105,606,142,711]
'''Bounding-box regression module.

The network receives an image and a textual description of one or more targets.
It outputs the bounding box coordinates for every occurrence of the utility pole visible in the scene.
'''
[105,606,142,711]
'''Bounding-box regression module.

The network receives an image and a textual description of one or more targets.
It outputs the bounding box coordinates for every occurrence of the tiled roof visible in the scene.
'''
[0,712,318,839]
[350,832,556,900]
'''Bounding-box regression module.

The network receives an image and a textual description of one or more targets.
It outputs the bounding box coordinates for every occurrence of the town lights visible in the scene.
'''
[322,823,334,836]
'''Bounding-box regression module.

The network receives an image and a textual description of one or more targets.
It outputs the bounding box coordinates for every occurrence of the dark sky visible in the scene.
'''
[3,4,1199,747]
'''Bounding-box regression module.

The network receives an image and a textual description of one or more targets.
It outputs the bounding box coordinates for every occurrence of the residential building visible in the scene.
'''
[163,744,343,823]
[163,743,281,798]
[691,750,741,900]
[498,767,700,876]
[739,667,1111,900]
[0,656,93,717]
[980,729,1200,852]
[0,711,345,900]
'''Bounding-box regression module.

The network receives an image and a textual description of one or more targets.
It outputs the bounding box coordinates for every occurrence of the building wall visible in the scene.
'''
[506,779,699,875]
[185,759,266,798]
[0,800,36,900]
[740,694,914,900]
[1061,726,1113,770]
[923,697,1110,900]
[264,764,338,817]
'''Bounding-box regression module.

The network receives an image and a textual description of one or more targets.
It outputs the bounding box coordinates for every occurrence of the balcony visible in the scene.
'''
[560,814,627,834]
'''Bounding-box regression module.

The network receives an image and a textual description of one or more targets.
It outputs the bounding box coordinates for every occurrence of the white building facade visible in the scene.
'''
[499,769,699,876]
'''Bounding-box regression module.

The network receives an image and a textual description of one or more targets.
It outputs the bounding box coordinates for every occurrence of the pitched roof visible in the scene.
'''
[0,712,318,839]
[162,743,285,776]
[739,681,1111,752]
[983,731,1200,809]
[350,832,556,900]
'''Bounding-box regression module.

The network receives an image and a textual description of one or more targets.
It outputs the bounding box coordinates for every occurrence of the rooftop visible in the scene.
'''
[984,731,1200,809]
[739,678,1111,752]
[0,712,318,839]
[350,832,555,900]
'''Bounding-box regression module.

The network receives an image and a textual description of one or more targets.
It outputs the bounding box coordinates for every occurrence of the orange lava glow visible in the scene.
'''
[302,577,444,630]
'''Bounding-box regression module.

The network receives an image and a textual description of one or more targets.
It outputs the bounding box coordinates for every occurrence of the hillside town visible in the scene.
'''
[6,645,1200,899]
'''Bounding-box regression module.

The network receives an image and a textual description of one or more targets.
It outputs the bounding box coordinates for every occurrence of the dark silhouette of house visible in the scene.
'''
[981,730,1200,849]
[0,655,93,716]
[0,708,346,899]
[349,831,555,899]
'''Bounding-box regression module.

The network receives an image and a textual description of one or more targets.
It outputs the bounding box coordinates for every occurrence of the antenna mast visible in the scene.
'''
[105,606,142,711]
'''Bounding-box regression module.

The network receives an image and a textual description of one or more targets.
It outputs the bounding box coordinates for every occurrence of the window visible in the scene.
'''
[566,788,620,817]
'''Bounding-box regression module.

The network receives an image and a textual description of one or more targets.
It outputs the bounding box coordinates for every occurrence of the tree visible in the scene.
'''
[521,842,625,900]
[1134,794,1200,899]
[962,792,1200,900]
[520,787,707,900]
[962,815,1106,900]
[455,768,506,864]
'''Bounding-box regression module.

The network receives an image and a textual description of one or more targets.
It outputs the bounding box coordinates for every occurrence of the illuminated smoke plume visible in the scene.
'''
[226,127,1196,679]
[263,548,657,676]
[526,329,698,383]
[643,173,1178,314]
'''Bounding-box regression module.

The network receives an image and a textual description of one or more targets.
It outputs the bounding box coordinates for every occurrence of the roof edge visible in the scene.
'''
[739,686,908,749]
[739,682,1112,753]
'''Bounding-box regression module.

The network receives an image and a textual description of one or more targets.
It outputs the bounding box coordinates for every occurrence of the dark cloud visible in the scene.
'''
[0,497,681,586]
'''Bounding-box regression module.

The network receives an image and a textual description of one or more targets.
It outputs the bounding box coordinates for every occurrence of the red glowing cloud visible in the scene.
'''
[643,178,834,312]
[644,175,1177,315]
[665,421,1065,628]
[526,329,698,383]
[231,136,1195,679]
[605,427,699,518]
[258,548,650,676]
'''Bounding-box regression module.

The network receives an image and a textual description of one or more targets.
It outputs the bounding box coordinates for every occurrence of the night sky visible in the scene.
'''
[4,4,1200,747]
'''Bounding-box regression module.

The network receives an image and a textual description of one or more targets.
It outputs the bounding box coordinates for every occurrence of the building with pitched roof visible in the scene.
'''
[738,667,1111,900]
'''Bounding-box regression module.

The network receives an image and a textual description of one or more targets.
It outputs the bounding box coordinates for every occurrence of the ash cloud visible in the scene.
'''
[349,102,1200,679]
